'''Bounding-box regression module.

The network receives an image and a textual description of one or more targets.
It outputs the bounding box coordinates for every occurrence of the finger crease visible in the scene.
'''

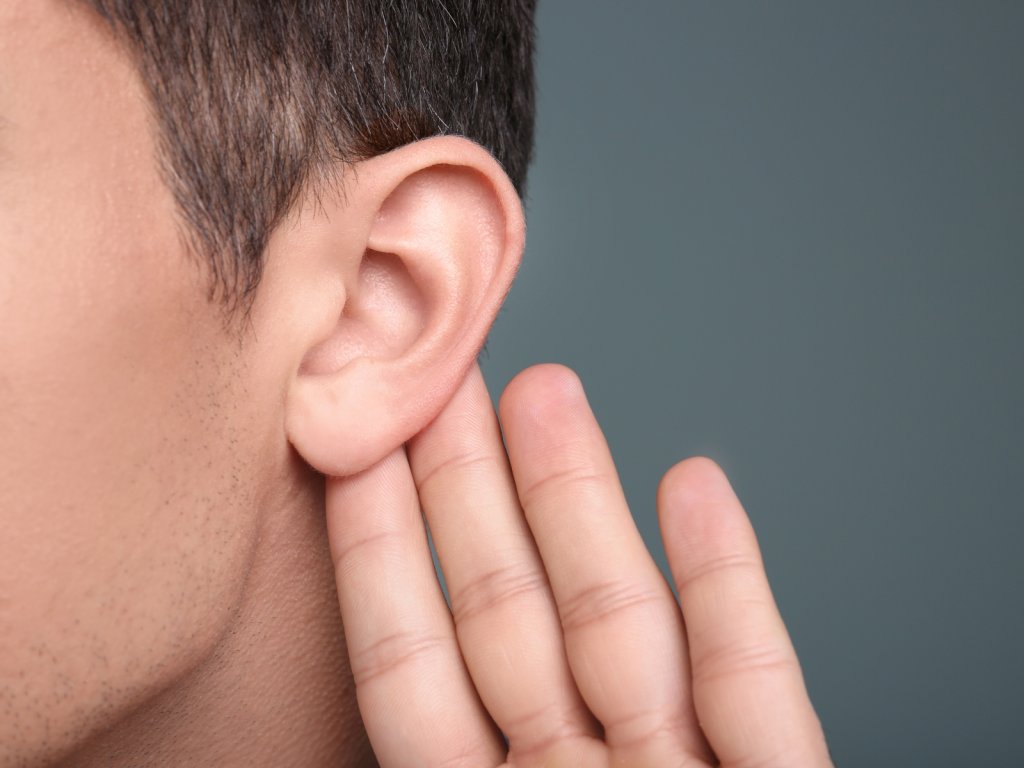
[332,527,404,572]
[504,701,595,756]
[675,553,762,596]
[559,580,666,633]
[415,451,504,495]
[349,630,450,687]
[692,641,799,688]
[518,467,610,510]
[453,564,550,624]
[606,708,694,754]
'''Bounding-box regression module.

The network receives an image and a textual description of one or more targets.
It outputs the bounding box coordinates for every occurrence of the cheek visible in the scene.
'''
[0,199,270,752]
[0,6,283,755]
[0,112,268,765]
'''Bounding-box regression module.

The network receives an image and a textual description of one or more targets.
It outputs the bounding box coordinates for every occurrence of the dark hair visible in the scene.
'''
[83,0,537,311]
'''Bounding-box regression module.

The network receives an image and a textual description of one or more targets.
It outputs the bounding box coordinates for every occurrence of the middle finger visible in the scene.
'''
[499,365,713,763]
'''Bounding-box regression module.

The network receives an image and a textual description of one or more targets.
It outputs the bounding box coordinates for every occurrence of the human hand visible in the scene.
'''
[326,364,833,767]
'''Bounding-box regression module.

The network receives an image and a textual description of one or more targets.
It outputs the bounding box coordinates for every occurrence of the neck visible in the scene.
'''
[66,460,376,767]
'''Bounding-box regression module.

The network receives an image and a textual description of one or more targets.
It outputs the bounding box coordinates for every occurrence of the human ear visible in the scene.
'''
[280,136,524,477]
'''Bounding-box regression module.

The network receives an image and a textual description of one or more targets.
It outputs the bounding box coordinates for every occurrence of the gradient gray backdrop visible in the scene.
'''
[478,2,1024,765]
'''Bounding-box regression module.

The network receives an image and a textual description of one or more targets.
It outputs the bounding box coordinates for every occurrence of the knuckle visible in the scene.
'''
[416,449,503,496]
[331,528,402,575]
[676,551,763,596]
[452,562,550,624]
[503,701,594,757]
[692,638,799,688]
[730,748,803,768]
[604,708,692,752]
[559,579,665,634]
[518,466,610,510]
[434,745,497,768]
[348,630,448,687]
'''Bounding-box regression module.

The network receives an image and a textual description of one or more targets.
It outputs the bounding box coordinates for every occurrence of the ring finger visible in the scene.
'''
[407,365,603,763]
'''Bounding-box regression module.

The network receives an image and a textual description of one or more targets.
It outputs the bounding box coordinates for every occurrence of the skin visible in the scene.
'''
[336,365,833,766]
[1,2,832,766]
[0,4,371,765]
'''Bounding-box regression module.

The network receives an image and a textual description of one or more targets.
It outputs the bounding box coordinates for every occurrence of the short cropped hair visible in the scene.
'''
[84,1,537,310]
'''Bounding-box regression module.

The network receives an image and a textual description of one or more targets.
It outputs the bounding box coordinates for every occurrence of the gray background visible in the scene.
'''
[479,2,1024,765]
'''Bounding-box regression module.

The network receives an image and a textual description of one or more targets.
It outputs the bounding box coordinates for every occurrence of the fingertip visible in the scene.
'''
[657,456,734,514]
[657,456,759,563]
[498,363,586,428]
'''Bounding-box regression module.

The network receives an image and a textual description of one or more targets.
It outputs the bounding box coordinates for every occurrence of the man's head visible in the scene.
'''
[0,0,535,762]
[84,0,536,310]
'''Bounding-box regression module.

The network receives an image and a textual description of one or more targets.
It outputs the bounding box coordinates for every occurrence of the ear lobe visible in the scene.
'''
[284,137,524,477]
